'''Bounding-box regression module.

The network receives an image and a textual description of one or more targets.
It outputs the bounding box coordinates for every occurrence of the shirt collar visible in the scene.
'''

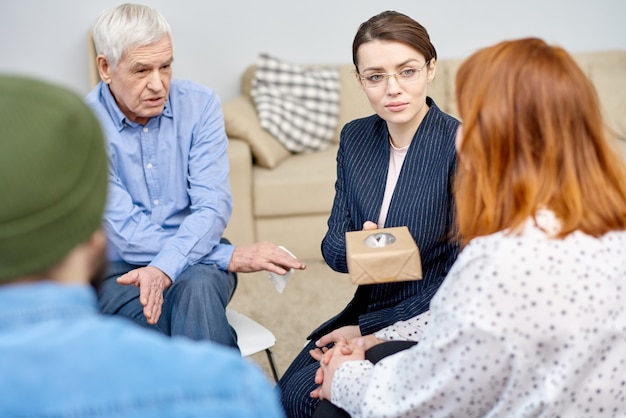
[0,282,98,330]
[99,82,173,131]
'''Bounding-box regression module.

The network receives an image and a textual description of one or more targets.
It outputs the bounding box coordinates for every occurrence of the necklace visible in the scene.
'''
[389,134,409,150]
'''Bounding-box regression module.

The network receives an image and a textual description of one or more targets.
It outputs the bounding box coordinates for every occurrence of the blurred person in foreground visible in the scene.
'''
[86,3,304,349]
[311,37,626,417]
[0,75,284,417]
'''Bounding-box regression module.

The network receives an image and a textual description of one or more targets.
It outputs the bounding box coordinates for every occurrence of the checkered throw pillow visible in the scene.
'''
[251,54,340,153]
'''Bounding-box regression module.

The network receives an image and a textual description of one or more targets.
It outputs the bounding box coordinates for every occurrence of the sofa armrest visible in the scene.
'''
[224,137,255,246]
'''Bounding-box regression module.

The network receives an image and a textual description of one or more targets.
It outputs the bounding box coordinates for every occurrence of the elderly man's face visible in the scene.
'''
[100,35,173,125]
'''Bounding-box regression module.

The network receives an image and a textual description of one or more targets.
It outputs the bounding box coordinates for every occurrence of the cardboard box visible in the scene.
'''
[345,226,422,285]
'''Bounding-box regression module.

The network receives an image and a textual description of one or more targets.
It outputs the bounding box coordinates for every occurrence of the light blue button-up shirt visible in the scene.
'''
[0,282,284,417]
[86,80,235,280]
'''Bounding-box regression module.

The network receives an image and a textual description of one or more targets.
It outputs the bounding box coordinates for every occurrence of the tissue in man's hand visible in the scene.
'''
[346,226,422,285]
[268,246,296,293]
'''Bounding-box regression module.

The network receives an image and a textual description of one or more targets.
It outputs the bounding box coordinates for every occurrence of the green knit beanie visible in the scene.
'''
[0,75,108,281]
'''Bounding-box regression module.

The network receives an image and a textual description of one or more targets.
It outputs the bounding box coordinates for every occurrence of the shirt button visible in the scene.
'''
[146,163,153,169]
[153,199,159,205]
[143,127,149,133]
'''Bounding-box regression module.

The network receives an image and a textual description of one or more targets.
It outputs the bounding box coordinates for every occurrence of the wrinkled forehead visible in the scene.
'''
[119,35,173,67]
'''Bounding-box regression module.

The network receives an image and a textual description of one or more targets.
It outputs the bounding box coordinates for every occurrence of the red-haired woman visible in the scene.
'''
[313,37,626,418]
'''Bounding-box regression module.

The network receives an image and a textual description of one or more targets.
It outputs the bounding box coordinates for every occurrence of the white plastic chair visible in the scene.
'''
[226,308,279,382]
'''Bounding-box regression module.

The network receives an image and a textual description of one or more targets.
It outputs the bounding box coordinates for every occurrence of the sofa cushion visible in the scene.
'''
[581,50,626,142]
[251,54,340,153]
[427,58,464,119]
[222,96,291,168]
[334,65,376,142]
[253,144,339,217]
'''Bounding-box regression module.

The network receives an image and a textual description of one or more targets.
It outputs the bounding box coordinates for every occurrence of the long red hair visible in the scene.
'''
[454,38,626,244]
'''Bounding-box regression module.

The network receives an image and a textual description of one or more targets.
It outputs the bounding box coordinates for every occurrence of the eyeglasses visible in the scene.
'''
[358,61,429,88]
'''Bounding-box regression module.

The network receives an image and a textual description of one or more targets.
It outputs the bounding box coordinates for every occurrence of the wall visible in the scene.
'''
[1,0,625,101]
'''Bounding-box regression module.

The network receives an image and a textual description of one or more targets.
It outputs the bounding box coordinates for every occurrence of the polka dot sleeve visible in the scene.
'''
[374,310,431,342]
[331,360,373,415]
[329,211,626,417]
[332,252,512,417]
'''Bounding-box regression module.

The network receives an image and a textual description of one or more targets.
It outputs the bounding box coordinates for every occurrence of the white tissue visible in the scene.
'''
[268,245,296,293]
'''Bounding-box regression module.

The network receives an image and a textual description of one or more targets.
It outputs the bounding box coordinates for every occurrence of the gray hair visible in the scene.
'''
[91,3,172,70]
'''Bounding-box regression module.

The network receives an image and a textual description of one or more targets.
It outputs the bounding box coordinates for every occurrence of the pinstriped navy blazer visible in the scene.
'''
[312,98,460,339]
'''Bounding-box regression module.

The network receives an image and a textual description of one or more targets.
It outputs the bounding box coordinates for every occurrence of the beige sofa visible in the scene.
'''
[222,50,626,260]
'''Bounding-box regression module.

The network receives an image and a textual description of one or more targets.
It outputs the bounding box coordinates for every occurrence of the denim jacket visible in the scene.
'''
[0,282,283,417]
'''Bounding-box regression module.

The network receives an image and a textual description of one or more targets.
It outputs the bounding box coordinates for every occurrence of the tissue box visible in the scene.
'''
[345,226,422,285]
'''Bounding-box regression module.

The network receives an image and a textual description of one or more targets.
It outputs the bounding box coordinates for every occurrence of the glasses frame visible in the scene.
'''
[358,60,430,88]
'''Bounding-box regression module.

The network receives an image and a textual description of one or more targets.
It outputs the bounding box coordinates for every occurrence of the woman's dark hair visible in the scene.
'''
[352,11,437,72]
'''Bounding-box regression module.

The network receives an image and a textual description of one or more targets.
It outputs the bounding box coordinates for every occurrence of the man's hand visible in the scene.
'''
[116,266,172,324]
[228,241,306,274]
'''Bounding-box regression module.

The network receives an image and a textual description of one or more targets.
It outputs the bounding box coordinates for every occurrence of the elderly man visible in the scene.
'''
[0,74,284,417]
[86,3,304,348]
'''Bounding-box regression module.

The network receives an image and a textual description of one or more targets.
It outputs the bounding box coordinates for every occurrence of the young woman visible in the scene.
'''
[313,37,626,418]
[278,11,460,417]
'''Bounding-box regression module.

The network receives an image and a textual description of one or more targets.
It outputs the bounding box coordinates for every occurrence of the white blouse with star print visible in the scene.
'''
[332,210,626,417]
